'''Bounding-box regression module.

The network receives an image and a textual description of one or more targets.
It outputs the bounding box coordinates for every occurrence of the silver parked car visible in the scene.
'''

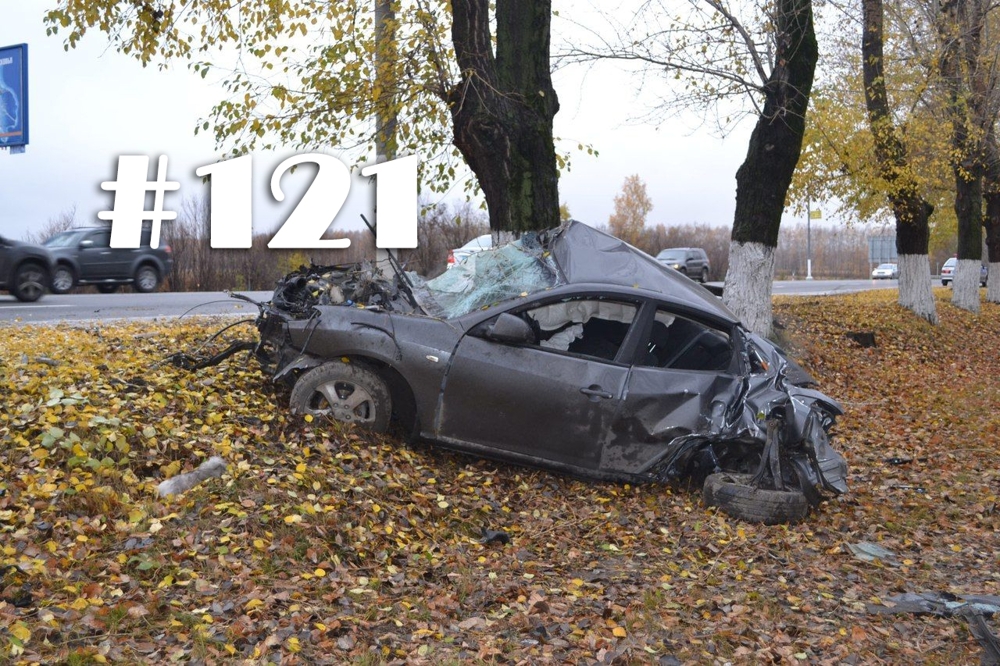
[871,263,898,279]
[941,257,988,287]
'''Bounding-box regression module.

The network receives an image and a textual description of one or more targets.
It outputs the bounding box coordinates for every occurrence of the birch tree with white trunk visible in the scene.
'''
[860,0,939,322]
[936,0,1000,312]
[562,0,820,337]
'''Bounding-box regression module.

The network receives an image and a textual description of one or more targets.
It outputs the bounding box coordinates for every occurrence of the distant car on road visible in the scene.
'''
[941,258,956,286]
[45,226,173,294]
[655,247,711,283]
[0,234,53,302]
[447,234,492,270]
[940,258,988,287]
[871,263,898,280]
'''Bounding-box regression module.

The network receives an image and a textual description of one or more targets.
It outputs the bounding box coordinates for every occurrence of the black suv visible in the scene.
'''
[655,247,711,283]
[0,234,54,302]
[45,227,173,294]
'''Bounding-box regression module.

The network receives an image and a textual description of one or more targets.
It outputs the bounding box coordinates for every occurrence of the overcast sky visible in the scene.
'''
[0,4,770,244]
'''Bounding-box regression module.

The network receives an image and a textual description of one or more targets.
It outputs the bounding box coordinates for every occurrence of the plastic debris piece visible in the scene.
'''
[157,457,227,497]
[847,541,899,565]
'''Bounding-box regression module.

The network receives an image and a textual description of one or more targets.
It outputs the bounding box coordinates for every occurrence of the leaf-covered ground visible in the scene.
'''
[1,290,998,664]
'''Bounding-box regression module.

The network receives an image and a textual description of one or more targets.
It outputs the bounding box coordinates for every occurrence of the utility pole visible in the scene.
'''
[806,196,814,280]
[374,0,397,271]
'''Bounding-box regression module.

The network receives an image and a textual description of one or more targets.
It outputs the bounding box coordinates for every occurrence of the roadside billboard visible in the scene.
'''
[868,235,897,265]
[0,43,29,150]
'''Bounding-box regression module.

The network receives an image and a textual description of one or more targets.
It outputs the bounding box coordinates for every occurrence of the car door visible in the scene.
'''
[601,306,742,476]
[437,296,641,472]
[686,250,703,274]
[76,229,115,280]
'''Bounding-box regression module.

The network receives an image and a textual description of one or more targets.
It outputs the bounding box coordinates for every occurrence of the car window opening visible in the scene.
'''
[524,299,637,361]
[639,312,732,372]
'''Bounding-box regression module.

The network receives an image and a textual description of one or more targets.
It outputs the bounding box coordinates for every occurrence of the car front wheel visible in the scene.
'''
[12,262,47,302]
[51,265,76,294]
[700,267,709,283]
[133,265,160,293]
[290,362,392,432]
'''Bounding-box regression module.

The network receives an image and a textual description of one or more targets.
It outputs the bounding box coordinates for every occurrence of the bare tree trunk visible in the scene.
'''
[448,0,560,235]
[952,176,984,311]
[723,0,817,337]
[861,0,937,323]
[984,136,1000,302]
[939,0,986,313]
[986,199,1000,302]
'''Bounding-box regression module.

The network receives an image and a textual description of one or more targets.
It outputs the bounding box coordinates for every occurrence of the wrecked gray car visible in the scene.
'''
[252,221,848,522]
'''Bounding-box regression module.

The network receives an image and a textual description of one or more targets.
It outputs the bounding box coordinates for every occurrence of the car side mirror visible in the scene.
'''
[79,239,94,248]
[486,313,535,345]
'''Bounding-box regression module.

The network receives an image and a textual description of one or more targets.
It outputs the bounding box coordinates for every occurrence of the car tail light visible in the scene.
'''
[163,244,172,254]
[447,250,455,265]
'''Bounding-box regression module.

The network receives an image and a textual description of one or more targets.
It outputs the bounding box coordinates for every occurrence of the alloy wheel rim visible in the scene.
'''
[311,380,376,424]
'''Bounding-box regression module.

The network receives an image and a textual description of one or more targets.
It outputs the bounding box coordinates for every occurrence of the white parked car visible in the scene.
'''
[941,257,989,286]
[447,234,492,269]
[871,263,898,280]
[941,258,956,285]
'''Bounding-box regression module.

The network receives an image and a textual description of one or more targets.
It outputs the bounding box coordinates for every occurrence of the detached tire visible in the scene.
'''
[290,362,391,433]
[703,473,809,525]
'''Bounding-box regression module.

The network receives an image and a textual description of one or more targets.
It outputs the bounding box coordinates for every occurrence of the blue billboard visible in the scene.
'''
[0,43,29,148]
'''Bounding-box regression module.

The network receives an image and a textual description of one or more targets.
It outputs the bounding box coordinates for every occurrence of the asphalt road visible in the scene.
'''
[0,280,903,325]
[0,290,273,325]
[771,278,902,296]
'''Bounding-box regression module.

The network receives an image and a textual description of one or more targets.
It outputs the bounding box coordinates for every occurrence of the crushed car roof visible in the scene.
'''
[550,221,737,322]
[412,220,739,323]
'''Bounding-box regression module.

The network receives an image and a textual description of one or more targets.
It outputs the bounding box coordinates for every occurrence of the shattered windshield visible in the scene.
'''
[410,234,562,319]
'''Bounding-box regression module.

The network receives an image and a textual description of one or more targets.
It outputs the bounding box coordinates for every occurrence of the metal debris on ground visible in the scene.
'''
[868,591,1000,665]
[847,542,899,566]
